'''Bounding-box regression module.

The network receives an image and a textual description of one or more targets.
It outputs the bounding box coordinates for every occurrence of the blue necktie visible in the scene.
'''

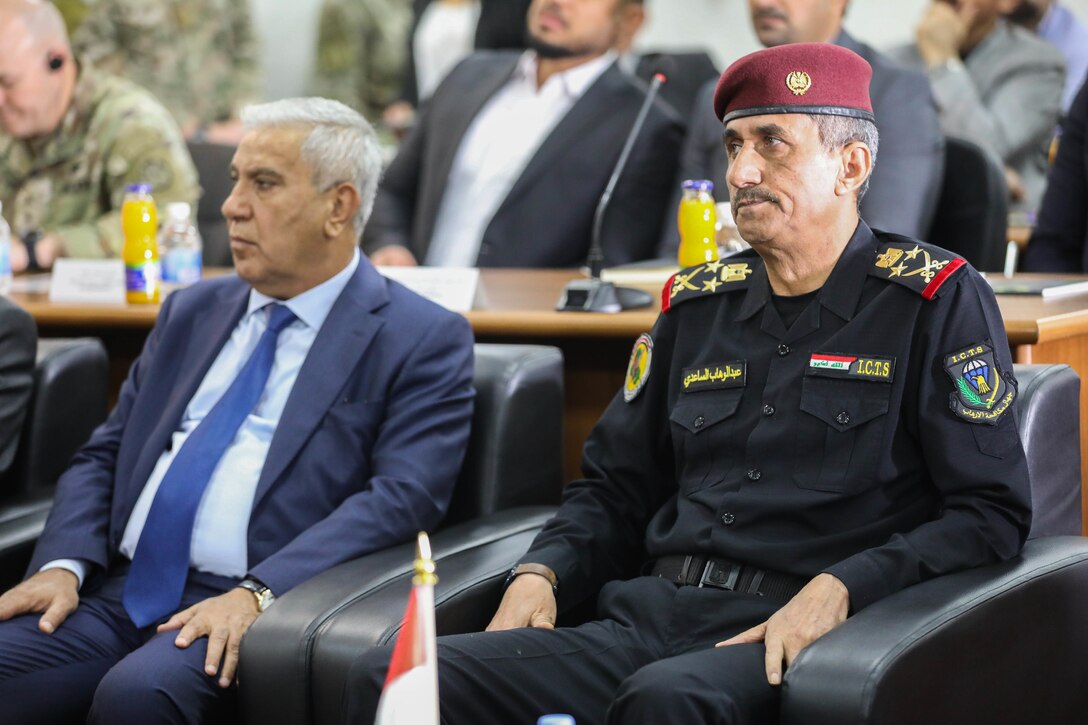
[123,304,297,627]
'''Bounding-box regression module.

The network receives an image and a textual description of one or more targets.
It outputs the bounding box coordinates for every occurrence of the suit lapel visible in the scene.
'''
[124,283,249,503]
[495,63,626,213]
[252,260,389,508]
[421,55,520,245]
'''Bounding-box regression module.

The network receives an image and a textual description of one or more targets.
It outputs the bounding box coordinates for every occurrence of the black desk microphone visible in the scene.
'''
[557,72,667,313]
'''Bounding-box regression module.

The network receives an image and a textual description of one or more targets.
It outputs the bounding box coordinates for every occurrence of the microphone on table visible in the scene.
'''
[557,71,668,313]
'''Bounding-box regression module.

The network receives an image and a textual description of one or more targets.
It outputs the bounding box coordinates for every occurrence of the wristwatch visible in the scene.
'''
[23,229,42,272]
[503,563,559,595]
[237,578,276,612]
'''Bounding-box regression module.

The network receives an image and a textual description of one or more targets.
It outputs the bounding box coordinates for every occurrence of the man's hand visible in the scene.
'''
[717,573,849,686]
[369,245,418,267]
[0,569,80,634]
[485,573,556,632]
[158,588,261,688]
[916,1,968,67]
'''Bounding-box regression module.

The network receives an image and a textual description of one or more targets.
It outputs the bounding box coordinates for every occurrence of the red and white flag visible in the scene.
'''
[376,532,439,725]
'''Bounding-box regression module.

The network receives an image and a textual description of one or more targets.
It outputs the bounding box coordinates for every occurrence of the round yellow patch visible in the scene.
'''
[624,333,653,403]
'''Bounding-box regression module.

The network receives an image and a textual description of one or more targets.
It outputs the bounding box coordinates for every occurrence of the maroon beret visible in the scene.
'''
[713,42,875,125]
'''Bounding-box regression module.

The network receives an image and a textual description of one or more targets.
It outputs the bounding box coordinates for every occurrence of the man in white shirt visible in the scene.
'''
[0,97,474,725]
[366,0,683,269]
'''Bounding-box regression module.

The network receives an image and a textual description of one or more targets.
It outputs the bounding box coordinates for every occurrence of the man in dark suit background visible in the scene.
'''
[662,0,944,255]
[0,97,475,724]
[0,297,35,480]
[366,0,683,269]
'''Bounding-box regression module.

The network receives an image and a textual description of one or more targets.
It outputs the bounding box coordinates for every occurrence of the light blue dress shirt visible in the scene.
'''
[43,250,360,586]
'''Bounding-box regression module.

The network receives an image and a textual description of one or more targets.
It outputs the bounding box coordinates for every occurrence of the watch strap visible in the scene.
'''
[504,563,559,594]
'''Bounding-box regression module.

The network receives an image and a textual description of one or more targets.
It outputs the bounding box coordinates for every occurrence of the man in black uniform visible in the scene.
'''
[345,42,1032,724]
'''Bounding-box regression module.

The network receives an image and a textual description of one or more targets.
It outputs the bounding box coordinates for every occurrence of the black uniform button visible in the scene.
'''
[721,513,735,526]
[835,410,851,426]
[777,344,790,357]
[762,404,776,416]
[746,469,762,481]
[693,416,705,429]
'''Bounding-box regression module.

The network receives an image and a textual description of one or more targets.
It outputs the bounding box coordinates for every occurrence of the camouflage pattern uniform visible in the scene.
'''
[0,61,200,258]
[311,0,412,121]
[72,0,260,131]
[53,0,91,35]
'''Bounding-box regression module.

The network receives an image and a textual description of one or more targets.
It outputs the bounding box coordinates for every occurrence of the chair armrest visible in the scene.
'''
[782,536,1088,724]
[239,506,556,725]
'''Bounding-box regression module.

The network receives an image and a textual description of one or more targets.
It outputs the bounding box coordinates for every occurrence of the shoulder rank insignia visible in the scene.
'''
[944,343,1016,425]
[870,240,966,300]
[662,258,758,312]
[624,333,653,403]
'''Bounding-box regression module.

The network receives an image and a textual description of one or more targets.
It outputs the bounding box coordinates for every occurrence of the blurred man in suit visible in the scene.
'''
[663,0,943,255]
[0,97,475,725]
[891,0,1064,209]
[1006,0,1088,112]
[365,0,683,269]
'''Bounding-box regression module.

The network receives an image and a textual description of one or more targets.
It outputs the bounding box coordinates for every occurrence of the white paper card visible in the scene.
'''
[49,259,127,304]
[377,266,479,312]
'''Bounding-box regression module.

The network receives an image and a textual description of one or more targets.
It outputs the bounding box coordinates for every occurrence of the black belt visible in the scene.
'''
[650,555,808,603]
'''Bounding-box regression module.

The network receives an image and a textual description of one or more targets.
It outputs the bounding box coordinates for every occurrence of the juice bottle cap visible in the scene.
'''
[681,179,714,193]
[125,183,153,195]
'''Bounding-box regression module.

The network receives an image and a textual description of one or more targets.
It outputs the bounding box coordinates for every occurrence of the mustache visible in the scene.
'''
[752,8,789,22]
[733,187,781,207]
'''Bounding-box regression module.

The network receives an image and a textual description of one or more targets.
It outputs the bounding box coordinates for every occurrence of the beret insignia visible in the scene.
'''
[662,259,757,312]
[870,240,966,300]
[786,71,812,96]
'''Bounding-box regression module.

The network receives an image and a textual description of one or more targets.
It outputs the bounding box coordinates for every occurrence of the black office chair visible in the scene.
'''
[634,50,719,121]
[239,364,1086,725]
[0,338,109,588]
[186,140,236,268]
[239,343,566,725]
[927,136,1010,273]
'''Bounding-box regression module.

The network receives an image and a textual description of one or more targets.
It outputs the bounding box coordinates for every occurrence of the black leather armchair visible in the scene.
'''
[239,343,565,725]
[240,363,1085,725]
[0,338,109,588]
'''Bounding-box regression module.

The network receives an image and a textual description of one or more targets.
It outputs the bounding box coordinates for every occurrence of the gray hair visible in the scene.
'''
[241,97,382,233]
[812,115,879,201]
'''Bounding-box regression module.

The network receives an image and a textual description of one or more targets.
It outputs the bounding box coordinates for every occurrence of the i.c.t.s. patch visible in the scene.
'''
[943,343,1016,425]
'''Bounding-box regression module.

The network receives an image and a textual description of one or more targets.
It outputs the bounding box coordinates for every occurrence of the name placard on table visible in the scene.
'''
[48,259,127,305]
[377,266,480,313]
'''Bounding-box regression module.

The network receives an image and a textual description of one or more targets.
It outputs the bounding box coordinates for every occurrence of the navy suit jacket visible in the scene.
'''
[28,258,475,596]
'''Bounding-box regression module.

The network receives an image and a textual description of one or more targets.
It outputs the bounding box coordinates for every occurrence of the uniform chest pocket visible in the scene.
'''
[669,389,744,493]
[794,377,891,494]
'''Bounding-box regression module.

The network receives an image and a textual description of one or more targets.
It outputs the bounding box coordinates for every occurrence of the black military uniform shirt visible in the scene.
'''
[527,223,1032,613]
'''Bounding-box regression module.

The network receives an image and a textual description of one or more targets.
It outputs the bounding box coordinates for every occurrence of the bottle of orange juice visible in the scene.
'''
[677,179,720,267]
[122,184,161,304]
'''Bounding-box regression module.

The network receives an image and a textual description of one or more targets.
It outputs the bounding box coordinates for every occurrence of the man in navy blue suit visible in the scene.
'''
[0,96,475,724]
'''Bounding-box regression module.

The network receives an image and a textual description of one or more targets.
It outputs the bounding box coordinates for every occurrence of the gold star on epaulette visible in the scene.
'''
[664,259,757,312]
[870,241,966,300]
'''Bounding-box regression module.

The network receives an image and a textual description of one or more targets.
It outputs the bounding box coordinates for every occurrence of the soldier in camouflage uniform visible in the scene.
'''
[72,0,260,140]
[311,0,412,122]
[0,0,198,268]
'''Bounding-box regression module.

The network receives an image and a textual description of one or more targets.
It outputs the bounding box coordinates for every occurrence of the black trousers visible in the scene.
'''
[344,576,783,725]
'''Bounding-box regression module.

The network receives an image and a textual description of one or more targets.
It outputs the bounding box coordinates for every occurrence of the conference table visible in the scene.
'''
[11,268,1088,532]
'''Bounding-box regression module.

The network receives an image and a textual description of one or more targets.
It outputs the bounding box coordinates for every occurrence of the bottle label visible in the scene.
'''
[126,261,161,294]
[162,249,202,285]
